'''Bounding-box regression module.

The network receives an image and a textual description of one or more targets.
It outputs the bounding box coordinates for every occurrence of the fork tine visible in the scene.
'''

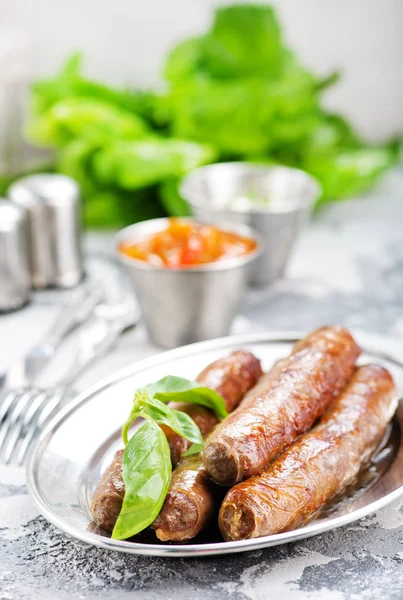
[16,390,65,466]
[20,388,51,428]
[0,389,35,458]
[17,426,37,466]
[35,390,65,427]
[2,390,48,464]
[14,390,52,465]
[15,390,56,465]
[0,390,27,453]
[0,389,22,425]
[3,423,26,465]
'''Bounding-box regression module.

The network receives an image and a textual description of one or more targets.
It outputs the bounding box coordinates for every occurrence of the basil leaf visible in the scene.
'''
[141,375,228,420]
[112,420,171,540]
[182,441,204,457]
[138,396,204,448]
[121,402,144,446]
[141,375,202,396]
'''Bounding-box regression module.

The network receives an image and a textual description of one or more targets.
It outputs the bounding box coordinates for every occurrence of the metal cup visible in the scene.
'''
[0,199,30,312]
[180,163,321,286]
[116,218,260,349]
[8,174,83,288]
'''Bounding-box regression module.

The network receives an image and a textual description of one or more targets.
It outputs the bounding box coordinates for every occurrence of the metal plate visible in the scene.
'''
[26,331,403,558]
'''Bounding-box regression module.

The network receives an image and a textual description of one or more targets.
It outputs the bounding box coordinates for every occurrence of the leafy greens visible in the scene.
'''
[26,5,400,227]
[112,375,227,540]
[112,420,171,540]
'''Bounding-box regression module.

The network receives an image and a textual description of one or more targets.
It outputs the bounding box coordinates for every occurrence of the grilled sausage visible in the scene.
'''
[90,450,125,534]
[163,350,263,466]
[160,404,219,468]
[150,355,286,541]
[90,350,262,532]
[219,364,397,541]
[152,454,215,542]
[203,326,360,486]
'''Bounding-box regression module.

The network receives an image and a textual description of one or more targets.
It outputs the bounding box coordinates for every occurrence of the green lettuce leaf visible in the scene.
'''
[57,137,101,195]
[164,38,206,84]
[84,186,165,229]
[25,5,399,227]
[306,143,400,204]
[31,53,151,118]
[93,138,216,189]
[165,75,320,156]
[159,178,192,217]
[27,97,148,147]
[201,4,285,79]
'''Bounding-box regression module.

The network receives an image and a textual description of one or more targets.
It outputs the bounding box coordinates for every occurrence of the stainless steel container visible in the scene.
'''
[116,218,260,349]
[180,163,321,286]
[0,199,30,311]
[8,174,83,288]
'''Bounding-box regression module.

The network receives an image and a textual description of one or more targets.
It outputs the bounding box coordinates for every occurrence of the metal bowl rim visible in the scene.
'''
[114,217,262,273]
[180,162,322,216]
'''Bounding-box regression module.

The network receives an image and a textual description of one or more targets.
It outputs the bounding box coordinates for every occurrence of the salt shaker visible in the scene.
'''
[8,174,84,288]
[0,199,30,312]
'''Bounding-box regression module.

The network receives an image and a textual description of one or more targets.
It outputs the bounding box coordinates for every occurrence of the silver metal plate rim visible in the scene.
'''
[26,330,403,558]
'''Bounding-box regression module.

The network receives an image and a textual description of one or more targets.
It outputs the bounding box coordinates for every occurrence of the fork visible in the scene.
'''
[0,280,102,392]
[0,292,137,465]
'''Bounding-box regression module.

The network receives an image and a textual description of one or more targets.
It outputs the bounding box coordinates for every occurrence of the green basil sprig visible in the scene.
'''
[112,420,171,540]
[111,375,228,540]
[142,375,229,420]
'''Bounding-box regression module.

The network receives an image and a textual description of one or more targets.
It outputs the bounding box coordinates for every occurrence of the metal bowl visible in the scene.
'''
[115,218,261,348]
[180,163,321,286]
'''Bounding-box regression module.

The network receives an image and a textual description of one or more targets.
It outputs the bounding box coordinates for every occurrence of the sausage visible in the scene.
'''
[151,354,285,542]
[152,454,215,542]
[90,450,125,534]
[196,350,264,414]
[90,350,262,532]
[203,326,360,486]
[219,364,397,541]
[151,351,263,541]
[151,327,358,542]
[160,404,219,468]
[162,349,263,466]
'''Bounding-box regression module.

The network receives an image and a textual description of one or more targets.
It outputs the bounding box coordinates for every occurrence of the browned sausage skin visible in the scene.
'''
[219,364,397,541]
[196,350,263,414]
[152,454,214,542]
[151,352,265,542]
[162,349,263,466]
[90,450,124,534]
[160,404,219,468]
[204,326,360,486]
[90,350,262,532]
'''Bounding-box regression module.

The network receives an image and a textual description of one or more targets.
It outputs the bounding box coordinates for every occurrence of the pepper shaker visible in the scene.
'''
[0,199,30,312]
[8,174,84,288]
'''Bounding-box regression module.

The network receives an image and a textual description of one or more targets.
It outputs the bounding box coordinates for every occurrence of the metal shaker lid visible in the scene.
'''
[0,199,30,312]
[8,174,83,288]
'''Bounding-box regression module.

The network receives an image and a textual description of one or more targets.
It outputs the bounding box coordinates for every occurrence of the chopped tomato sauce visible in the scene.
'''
[119,219,256,268]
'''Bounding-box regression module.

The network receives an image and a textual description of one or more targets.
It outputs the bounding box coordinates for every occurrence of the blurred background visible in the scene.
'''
[1,0,402,230]
[2,0,402,139]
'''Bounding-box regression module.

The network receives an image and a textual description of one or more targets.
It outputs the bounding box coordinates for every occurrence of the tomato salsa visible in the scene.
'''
[119,219,257,268]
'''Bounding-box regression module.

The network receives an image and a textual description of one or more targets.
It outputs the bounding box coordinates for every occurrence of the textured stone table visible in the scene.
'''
[1,170,403,600]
